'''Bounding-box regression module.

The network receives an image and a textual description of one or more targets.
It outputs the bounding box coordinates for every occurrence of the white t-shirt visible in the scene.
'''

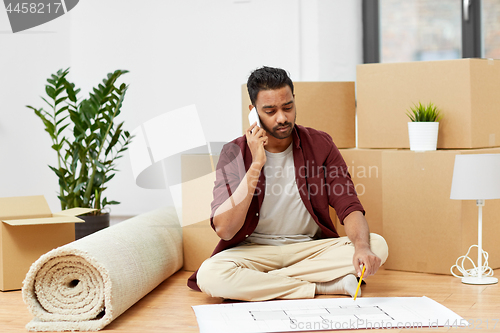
[246,143,319,246]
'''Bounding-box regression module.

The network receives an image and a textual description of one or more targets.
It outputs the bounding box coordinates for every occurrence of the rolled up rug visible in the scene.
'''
[22,207,183,331]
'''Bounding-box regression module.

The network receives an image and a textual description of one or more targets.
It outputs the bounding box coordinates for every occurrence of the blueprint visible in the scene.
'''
[192,297,465,332]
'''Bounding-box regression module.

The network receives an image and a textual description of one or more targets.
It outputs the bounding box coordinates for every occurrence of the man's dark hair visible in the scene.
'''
[247,66,294,106]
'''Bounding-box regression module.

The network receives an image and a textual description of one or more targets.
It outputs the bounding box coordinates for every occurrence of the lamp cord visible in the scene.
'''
[451,245,494,278]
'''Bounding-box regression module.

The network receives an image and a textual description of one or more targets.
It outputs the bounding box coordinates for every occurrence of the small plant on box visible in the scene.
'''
[406,101,442,122]
[406,101,442,151]
[27,68,133,216]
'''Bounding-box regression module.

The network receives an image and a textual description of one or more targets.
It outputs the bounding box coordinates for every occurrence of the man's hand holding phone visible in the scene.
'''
[246,107,267,168]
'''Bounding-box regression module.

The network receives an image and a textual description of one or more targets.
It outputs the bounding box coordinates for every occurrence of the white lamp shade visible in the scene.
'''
[450,154,500,200]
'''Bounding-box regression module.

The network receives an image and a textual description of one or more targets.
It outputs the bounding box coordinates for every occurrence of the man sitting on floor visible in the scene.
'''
[188,66,388,301]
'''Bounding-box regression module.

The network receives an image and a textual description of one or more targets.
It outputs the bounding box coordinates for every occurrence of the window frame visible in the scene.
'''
[362,0,482,63]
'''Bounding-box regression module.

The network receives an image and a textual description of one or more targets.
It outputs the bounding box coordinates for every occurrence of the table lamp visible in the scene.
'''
[450,154,500,285]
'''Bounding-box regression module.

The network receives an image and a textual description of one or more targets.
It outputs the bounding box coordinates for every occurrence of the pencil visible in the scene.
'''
[353,265,366,301]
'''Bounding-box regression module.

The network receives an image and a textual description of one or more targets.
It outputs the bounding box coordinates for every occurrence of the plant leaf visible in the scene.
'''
[45,85,56,99]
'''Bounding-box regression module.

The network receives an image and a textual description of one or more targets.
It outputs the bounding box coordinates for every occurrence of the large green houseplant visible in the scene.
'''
[28,68,133,238]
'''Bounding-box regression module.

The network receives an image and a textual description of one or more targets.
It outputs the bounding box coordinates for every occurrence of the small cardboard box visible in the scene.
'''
[357,59,500,149]
[242,82,356,148]
[0,195,94,291]
[336,149,386,237]
[382,148,500,275]
[181,154,220,272]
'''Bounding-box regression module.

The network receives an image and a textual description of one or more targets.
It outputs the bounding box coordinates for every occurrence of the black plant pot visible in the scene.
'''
[75,213,110,240]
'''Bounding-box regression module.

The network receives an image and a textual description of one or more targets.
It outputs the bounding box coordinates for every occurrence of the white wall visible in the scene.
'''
[300,0,363,81]
[0,0,362,216]
[0,8,72,210]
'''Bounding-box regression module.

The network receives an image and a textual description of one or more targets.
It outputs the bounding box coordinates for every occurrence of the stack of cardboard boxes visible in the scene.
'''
[346,58,500,274]
[182,59,500,275]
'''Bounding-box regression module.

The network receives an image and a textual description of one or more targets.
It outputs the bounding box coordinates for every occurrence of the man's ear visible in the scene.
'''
[248,104,253,111]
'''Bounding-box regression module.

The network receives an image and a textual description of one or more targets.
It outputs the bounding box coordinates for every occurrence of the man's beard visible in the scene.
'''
[260,113,296,140]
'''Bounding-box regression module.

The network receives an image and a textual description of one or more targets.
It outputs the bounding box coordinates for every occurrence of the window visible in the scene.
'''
[362,0,498,63]
[482,0,500,58]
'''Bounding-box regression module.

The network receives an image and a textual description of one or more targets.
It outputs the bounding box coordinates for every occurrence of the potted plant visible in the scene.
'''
[27,68,133,239]
[406,101,442,151]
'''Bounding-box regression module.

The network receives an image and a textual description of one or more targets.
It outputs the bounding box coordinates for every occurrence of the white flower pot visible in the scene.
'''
[408,122,439,151]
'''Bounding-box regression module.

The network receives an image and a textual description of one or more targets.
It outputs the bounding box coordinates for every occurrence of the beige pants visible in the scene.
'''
[197,233,388,301]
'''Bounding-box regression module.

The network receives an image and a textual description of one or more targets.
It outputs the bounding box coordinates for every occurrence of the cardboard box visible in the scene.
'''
[357,59,500,149]
[0,196,94,291]
[336,149,386,237]
[181,154,220,271]
[242,82,356,148]
[382,148,500,275]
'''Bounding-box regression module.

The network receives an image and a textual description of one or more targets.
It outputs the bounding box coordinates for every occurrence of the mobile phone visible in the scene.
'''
[248,107,261,132]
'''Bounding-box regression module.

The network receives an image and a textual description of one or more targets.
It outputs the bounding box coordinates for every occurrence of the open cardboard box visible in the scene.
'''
[0,195,94,291]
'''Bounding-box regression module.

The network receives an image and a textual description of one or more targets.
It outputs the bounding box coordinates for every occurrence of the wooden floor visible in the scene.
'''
[1,268,499,333]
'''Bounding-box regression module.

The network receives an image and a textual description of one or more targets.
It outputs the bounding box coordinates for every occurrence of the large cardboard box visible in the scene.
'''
[357,59,500,149]
[382,148,500,275]
[181,154,220,272]
[242,82,356,148]
[336,149,386,237]
[0,196,94,291]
